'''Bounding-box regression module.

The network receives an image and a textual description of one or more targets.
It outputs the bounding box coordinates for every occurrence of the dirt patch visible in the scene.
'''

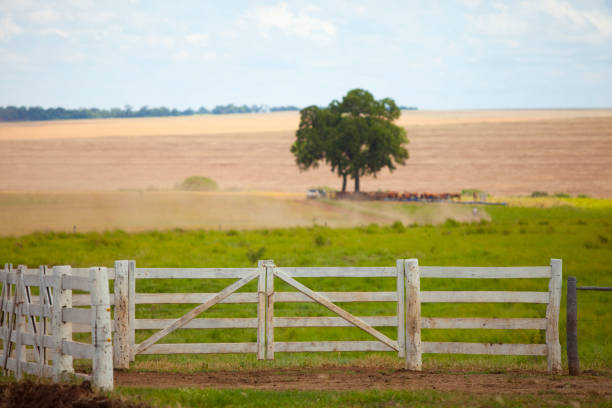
[114,367,612,397]
[0,380,150,408]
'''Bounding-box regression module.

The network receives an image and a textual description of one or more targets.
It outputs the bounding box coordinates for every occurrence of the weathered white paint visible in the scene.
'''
[405,259,422,371]
[421,291,549,303]
[421,318,548,330]
[265,261,275,360]
[257,260,266,360]
[546,259,562,374]
[420,266,551,279]
[128,260,136,362]
[52,265,73,381]
[275,267,396,278]
[396,259,405,358]
[137,342,258,354]
[62,308,92,325]
[113,260,130,369]
[136,318,258,330]
[136,268,257,279]
[273,316,397,328]
[422,341,548,355]
[62,340,93,359]
[14,267,26,379]
[89,267,113,391]
[275,341,396,353]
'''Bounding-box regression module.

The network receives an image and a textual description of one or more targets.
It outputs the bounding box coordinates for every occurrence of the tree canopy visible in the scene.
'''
[290,89,409,192]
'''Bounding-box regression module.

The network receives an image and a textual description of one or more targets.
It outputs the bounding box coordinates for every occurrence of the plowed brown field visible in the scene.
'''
[1,110,611,196]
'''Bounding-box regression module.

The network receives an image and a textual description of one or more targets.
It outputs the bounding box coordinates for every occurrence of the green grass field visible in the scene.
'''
[1,199,611,407]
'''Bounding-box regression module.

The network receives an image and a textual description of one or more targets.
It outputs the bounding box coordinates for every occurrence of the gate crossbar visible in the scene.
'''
[135,271,259,354]
[274,269,399,351]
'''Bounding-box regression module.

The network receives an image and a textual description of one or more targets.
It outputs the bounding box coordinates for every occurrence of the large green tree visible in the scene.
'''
[291,89,408,192]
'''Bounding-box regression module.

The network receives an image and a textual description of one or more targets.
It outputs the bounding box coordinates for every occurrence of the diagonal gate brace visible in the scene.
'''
[135,272,259,354]
[274,269,399,351]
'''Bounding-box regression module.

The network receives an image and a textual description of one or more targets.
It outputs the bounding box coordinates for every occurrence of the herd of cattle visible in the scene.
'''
[332,191,462,201]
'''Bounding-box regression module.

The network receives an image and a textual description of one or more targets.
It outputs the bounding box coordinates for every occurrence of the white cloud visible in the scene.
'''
[29,8,61,24]
[244,2,337,41]
[538,0,612,39]
[0,15,23,41]
[41,27,69,38]
[185,33,208,47]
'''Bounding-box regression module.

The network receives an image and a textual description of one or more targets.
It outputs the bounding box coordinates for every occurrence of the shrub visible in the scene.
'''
[553,192,570,198]
[314,234,329,247]
[530,191,548,197]
[461,188,481,196]
[176,176,218,191]
[246,246,266,263]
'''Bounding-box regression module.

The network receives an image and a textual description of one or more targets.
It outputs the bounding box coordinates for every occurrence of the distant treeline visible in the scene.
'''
[0,104,301,122]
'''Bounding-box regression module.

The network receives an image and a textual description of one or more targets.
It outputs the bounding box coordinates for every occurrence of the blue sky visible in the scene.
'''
[1,0,611,109]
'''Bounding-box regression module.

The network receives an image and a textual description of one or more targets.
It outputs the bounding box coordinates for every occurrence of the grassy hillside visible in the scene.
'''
[1,202,611,373]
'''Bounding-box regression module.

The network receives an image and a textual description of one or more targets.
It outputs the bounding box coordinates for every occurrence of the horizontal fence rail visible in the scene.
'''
[3,258,563,378]
[0,264,113,390]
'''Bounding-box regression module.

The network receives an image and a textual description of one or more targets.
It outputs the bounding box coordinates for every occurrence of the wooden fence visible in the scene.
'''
[110,258,562,374]
[1,258,562,384]
[0,264,113,390]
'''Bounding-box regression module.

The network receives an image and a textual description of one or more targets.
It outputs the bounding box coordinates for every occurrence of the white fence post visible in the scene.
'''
[405,258,422,371]
[90,266,113,390]
[257,260,267,360]
[113,260,130,369]
[128,260,136,362]
[52,265,73,381]
[396,259,406,358]
[14,266,26,379]
[266,260,275,360]
[546,259,562,374]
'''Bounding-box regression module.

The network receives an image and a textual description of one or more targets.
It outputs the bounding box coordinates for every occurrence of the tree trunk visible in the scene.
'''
[354,172,360,192]
[341,174,347,193]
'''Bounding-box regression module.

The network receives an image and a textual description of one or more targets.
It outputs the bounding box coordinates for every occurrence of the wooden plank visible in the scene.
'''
[274,269,399,351]
[275,341,396,353]
[396,259,405,358]
[113,260,130,369]
[6,358,54,378]
[90,267,113,391]
[422,341,547,356]
[22,279,42,364]
[273,316,397,328]
[62,308,92,325]
[62,276,90,291]
[62,341,94,359]
[405,259,422,371]
[38,265,48,373]
[14,267,25,379]
[0,301,51,318]
[257,261,266,360]
[420,266,551,279]
[70,268,116,280]
[135,293,259,304]
[566,276,579,375]
[137,342,258,355]
[52,266,73,380]
[135,318,258,330]
[128,260,136,362]
[546,259,562,374]
[275,292,397,303]
[421,291,549,303]
[421,318,548,330]
[1,264,15,375]
[266,262,274,360]
[135,272,259,354]
[135,268,258,279]
[275,267,396,278]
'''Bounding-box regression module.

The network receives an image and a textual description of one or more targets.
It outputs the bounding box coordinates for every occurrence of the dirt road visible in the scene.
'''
[114,367,612,396]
